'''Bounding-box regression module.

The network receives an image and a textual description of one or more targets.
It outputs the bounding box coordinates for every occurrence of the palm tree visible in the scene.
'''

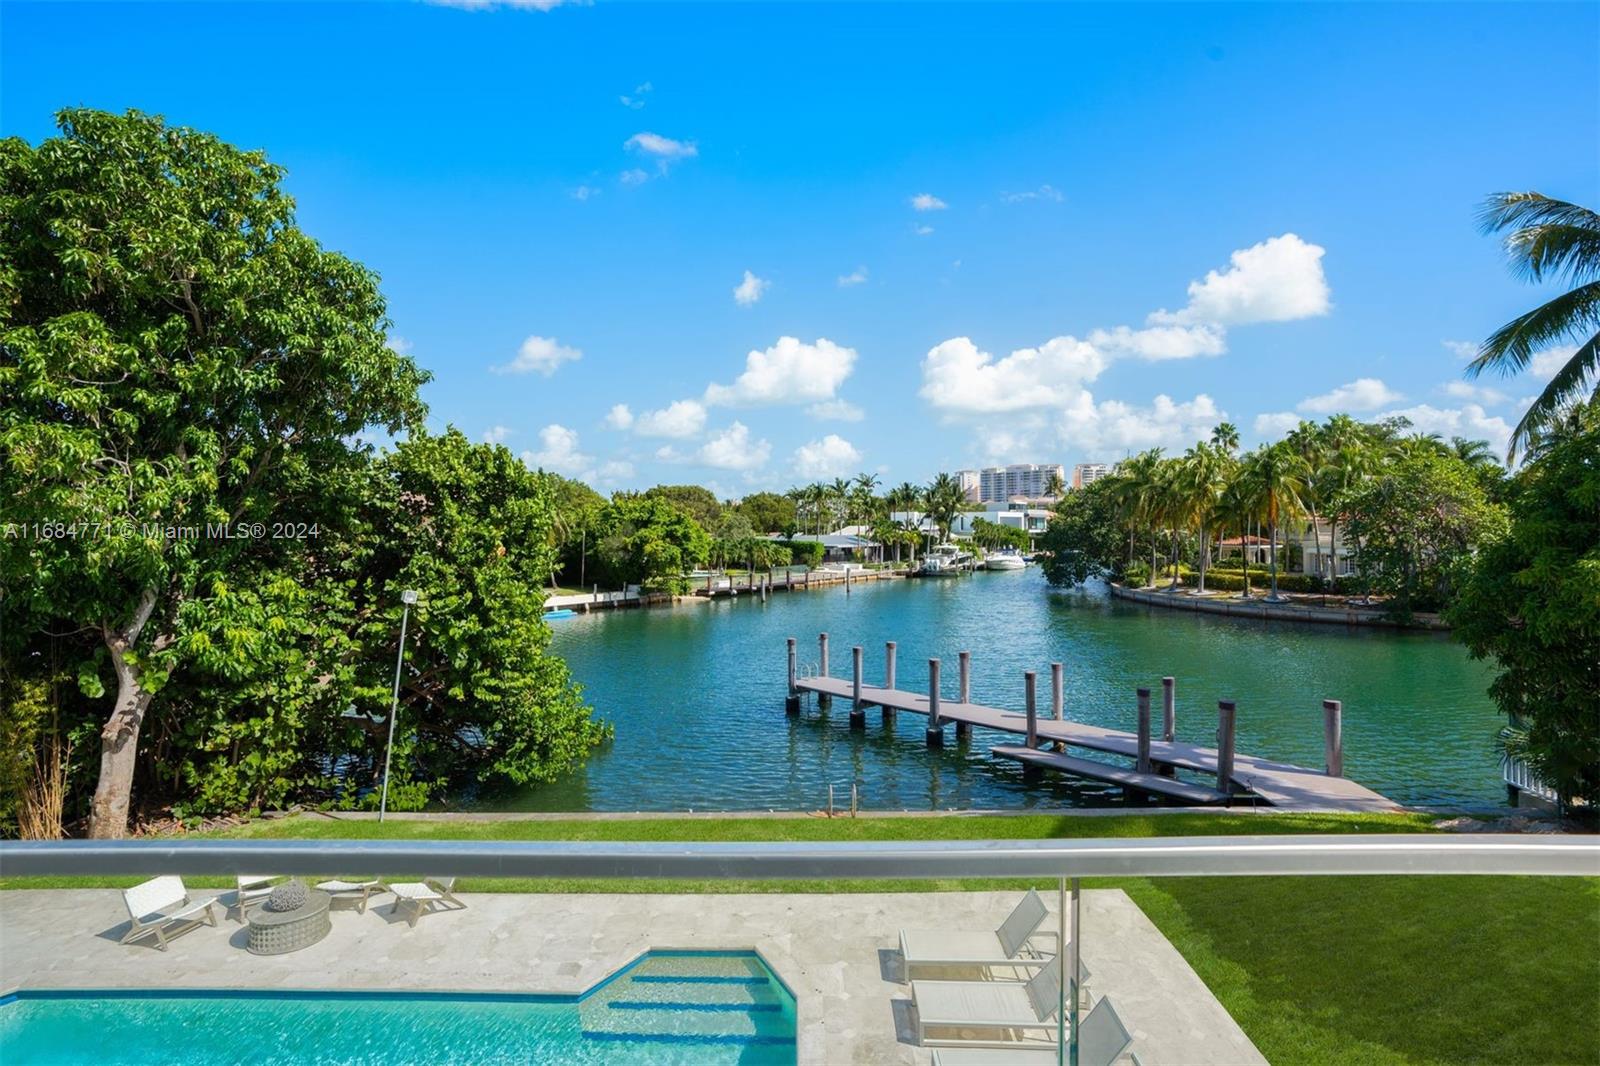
[1468,193,1600,460]
[923,473,967,544]
[1286,420,1328,584]
[1210,422,1240,453]
[1178,442,1231,594]
[1237,442,1310,601]
[1449,436,1497,471]
[1316,415,1373,585]
[1043,469,1066,499]
[886,481,924,563]
[828,477,853,531]
[1108,450,1164,582]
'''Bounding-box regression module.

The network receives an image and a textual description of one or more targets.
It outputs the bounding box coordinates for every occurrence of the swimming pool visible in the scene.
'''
[0,950,797,1065]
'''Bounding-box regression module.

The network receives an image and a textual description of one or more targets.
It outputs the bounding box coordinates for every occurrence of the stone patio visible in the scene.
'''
[0,888,1264,1064]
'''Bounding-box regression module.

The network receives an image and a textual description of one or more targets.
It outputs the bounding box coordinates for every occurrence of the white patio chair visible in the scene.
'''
[900,888,1058,977]
[385,877,464,927]
[928,995,1134,1065]
[230,874,279,923]
[120,875,217,950]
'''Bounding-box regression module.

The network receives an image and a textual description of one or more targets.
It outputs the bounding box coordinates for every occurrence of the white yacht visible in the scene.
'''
[982,549,1026,570]
[914,543,973,577]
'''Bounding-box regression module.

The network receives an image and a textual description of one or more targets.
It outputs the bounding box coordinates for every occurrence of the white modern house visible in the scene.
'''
[889,503,1054,546]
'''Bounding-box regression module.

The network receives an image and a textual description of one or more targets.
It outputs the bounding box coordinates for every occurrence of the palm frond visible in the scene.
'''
[1479,192,1600,240]
[1467,280,1600,376]
[1480,194,1600,286]
[1507,329,1600,463]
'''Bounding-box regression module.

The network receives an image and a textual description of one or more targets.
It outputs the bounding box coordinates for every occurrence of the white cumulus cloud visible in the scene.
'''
[733,270,769,307]
[620,168,650,186]
[698,422,771,471]
[1443,339,1479,360]
[837,266,869,287]
[1441,381,1507,405]
[913,224,935,236]
[1150,233,1330,327]
[634,399,707,438]
[604,404,634,430]
[919,335,1107,414]
[1528,344,1577,380]
[793,435,862,479]
[1298,378,1402,414]
[805,399,864,422]
[625,131,697,172]
[1381,403,1512,458]
[1253,412,1303,437]
[1087,324,1226,361]
[704,337,857,406]
[1059,394,1225,460]
[429,0,572,10]
[493,335,582,376]
[522,424,590,474]
[483,425,514,445]
[910,193,947,211]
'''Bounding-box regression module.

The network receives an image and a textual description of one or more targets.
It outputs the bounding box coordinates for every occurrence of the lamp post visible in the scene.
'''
[378,589,419,823]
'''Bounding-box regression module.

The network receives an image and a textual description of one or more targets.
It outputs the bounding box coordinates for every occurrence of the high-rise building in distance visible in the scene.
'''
[1073,463,1112,489]
[954,464,1066,503]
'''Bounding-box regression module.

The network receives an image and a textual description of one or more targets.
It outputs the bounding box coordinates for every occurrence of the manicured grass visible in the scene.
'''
[5,811,1595,1065]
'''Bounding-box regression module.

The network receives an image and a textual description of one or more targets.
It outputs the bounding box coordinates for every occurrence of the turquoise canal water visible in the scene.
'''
[0,951,797,1065]
[520,570,1505,812]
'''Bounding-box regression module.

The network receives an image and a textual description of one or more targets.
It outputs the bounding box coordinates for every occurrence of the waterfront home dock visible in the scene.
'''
[788,643,1400,813]
[991,744,1231,805]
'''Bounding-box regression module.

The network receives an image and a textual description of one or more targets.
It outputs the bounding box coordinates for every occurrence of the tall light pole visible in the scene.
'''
[378,589,419,823]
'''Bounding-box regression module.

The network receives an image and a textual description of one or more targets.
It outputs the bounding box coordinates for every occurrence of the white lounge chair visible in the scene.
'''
[230,874,279,923]
[900,888,1058,977]
[386,877,464,926]
[120,876,217,950]
[928,996,1134,1065]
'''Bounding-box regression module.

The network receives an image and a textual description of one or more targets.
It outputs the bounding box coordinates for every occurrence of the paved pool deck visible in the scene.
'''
[0,888,1264,1065]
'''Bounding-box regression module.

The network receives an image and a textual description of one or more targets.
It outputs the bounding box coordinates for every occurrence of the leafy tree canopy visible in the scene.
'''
[1338,449,1508,616]
[642,484,723,528]
[1447,423,1600,808]
[0,108,430,835]
[1039,478,1126,586]
[735,491,797,535]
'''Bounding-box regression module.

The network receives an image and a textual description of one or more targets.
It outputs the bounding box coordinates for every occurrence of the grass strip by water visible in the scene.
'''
[4,811,1595,1065]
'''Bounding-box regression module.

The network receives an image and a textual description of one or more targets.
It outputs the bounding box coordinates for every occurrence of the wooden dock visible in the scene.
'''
[788,645,1401,813]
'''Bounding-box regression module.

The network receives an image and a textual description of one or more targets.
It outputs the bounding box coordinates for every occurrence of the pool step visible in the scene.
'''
[581,1029,794,1048]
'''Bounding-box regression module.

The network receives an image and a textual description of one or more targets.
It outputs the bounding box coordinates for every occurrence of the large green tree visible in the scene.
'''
[1447,422,1599,808]
[1339,449,1508,617]
[0,110,428,836]
[642,484,723,528]
[590,494,711,591]
[1038,478,1126,586]
[735,491,797,535]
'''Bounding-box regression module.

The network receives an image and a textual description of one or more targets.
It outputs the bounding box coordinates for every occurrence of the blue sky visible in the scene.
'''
[4,1,1596,493]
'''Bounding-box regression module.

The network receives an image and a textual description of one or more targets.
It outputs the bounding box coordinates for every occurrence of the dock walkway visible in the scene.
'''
[792,675,1398,813]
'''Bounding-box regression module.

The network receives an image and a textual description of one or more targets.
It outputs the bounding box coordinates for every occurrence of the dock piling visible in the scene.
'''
[1136,688,1152,773]
[883,642,898,723]
[785,638,800,715]
[850,646,865,729]
[1051,662,1064,752]
[1323,699,1343,776]
[1162,676,1176,742]
[817,633,832,710]
[956,651,972,739]
[1025,671,1039,749]
[926,659,944,747]
[1217,700,1237,795]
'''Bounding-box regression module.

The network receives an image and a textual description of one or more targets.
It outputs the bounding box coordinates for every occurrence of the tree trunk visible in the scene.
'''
[87,588,161,839]
[1268,517,1280,598]
[1197,520,1209,594]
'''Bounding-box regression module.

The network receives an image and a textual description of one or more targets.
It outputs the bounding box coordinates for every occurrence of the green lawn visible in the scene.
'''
[5,811,1595,1065]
